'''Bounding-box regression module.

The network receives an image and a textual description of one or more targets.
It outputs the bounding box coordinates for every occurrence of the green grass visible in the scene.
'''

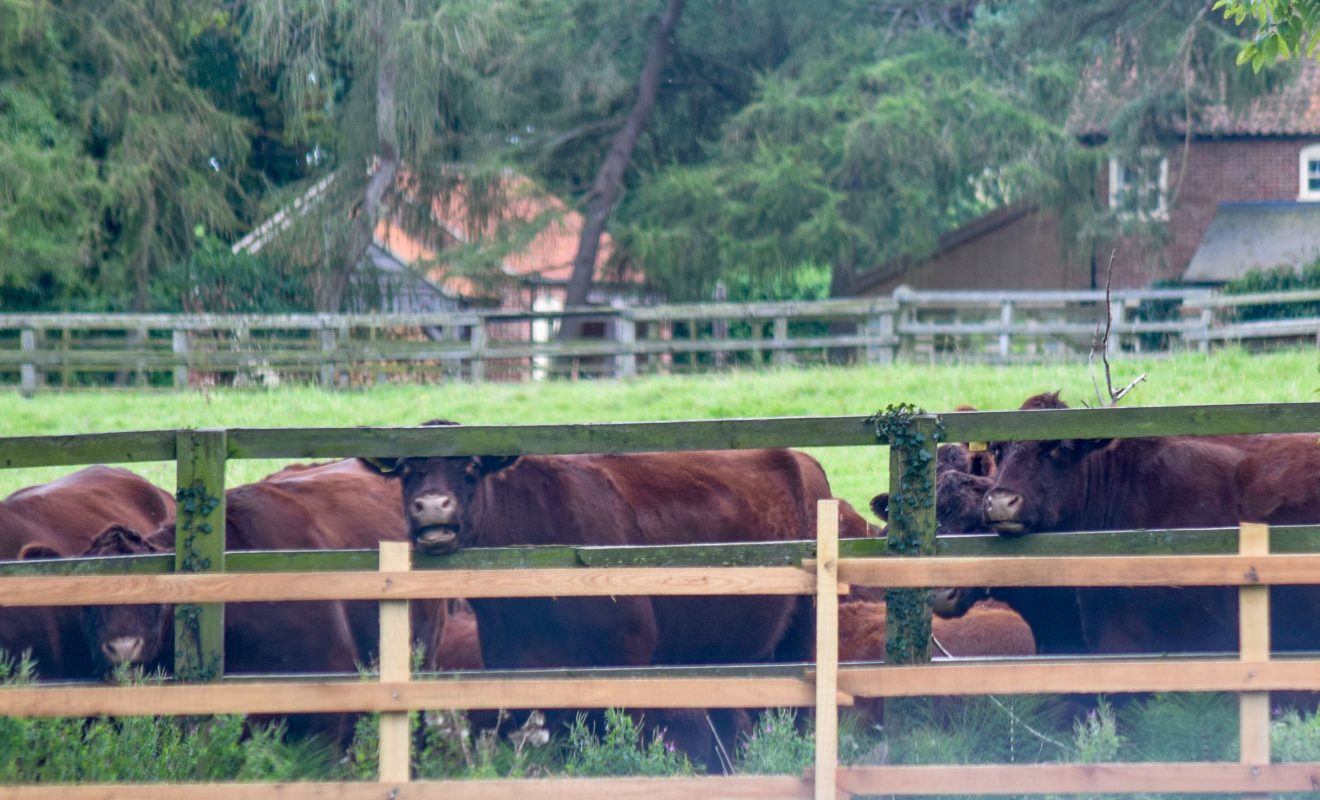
[0,349,1314,520]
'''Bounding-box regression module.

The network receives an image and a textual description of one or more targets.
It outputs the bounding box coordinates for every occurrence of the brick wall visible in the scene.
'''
[1103,136,1320,286]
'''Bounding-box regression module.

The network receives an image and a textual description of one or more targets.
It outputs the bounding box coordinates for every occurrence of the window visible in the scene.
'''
[1300,143,1320,202]
[1108,151,1169,219]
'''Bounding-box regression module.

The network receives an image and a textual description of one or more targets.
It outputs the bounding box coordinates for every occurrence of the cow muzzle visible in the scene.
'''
[409,492,463,553]
[101,635,144,666]
[983,489,1026,535]
[413,525,460,554]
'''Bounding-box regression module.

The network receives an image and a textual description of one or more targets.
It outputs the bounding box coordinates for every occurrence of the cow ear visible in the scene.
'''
[477,455,519,474]
[18,543,62,560]
[967,450,996,478]
[358,456,405,475]
[869,493,890,521]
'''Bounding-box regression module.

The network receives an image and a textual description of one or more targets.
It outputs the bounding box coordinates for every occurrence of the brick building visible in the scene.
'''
[854,61,1320,295]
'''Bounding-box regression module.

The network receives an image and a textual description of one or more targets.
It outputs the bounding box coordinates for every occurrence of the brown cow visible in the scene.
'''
[839,598,1036,723]
[980,391,1320,655]
[360,432,851,769]
[81,460,445,743]
[434,601,483,671]
[0,466,174,678]
[839,599,1036,662]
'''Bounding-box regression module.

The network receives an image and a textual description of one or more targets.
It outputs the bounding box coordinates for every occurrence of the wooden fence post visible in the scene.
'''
[999,301,1013,359]
[60,328,72,388]
[773,317,789,367]
[1199,307,1214,354]
[712,281,729,369]
[319,326,338,388]
[1239,521,1271,798]
[866,309,894,365]
[379,540,412,784]
[470,318,487,383]
[19,327,37,396]
[815,499,841,800]
[614,305,637,379]
[131,326,147,386]
[172,329,189,388]
[174,429,227,681]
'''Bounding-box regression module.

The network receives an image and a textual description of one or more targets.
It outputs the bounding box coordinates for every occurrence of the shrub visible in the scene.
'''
[738,708,815,774]
[0,652,333,784]
[1221,258,1320,322]
[561,708,694,777]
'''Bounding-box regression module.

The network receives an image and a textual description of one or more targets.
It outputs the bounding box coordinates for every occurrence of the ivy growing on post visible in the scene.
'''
[866,404,945,665]
[174,430,227,683]
[174,481,222,682]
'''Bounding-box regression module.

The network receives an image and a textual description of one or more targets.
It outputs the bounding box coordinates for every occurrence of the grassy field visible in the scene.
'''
[0,348,1315,518]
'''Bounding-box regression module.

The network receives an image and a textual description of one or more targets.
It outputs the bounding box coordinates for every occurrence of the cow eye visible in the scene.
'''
[463,460,480,480]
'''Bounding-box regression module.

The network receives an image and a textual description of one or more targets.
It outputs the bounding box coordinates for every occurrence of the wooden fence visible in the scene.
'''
[4,403,1320,797]
[3,287,1319,392]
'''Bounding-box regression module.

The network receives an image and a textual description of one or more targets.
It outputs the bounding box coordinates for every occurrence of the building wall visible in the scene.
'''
[860,210,1092,295]
[1104,136,1320,286]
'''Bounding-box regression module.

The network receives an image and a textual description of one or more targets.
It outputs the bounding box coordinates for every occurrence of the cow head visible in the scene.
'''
[932,586,989,618]
[80,524,172,673]
[358,421,518,555]
[982,393,1113,535]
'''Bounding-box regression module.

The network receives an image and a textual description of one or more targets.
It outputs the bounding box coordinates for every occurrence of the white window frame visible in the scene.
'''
[1108,151,1169,220]
[1299,143,1320,202]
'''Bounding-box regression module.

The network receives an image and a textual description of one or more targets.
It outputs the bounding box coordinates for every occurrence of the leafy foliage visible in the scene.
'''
[1221,258,1320,320]
[561,708,694,776]
[0,653,334,783]
[1214,0,1320,69]
[151,232,315,314]
[737,708,815,775]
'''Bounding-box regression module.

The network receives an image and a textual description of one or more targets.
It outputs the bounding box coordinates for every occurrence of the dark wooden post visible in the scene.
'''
[174,429,227,680]
[884,413,938,731]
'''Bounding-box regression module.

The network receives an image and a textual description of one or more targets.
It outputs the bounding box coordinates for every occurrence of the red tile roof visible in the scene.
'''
[1070,58,1320,138]
[376,175,642,299]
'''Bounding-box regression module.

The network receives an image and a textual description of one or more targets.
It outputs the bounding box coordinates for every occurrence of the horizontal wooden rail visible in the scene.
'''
[0,430,176,469]
[939,402,1320,442]
[9,552,1320,606]
[0,675,817,717]
[11,525,1320,577]
[838,552,1320,587]
[835,763,1320,796]
[0,566,820,606]
[836,658,1320,697]
[17,765,1320,800]
[2,775,815,800]
[3,403,1317,470]
[223,418,885,459]
[1182,316,1320,341]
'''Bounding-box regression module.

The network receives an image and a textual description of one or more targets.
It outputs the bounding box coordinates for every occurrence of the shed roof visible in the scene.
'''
[1183,201,1320,283]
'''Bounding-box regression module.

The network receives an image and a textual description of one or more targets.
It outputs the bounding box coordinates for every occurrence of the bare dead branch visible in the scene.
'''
[1089,249,1146,407]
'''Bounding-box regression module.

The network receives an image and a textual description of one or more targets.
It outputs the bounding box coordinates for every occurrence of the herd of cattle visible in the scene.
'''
[3,392,1319,767]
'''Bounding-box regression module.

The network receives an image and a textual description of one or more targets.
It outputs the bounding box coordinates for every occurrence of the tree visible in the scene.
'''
[1214,0,1320,69]
[561,0,684,317]
[610,0,1285,301]
[0,1,252,310]
[241,0,524,310]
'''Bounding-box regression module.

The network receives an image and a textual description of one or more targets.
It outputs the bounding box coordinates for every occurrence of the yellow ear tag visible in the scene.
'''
[968,442,988,452]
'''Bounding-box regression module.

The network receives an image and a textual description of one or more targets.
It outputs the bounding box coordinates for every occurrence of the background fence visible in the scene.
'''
[5,404,1320,797]
[4,287,1320,392]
